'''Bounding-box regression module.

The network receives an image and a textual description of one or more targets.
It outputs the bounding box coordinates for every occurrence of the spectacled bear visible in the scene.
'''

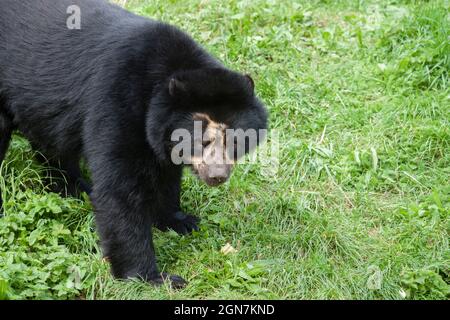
[0,0,268,287]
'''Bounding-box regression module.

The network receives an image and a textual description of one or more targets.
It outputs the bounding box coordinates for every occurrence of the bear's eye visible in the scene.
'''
[202,140,212,148]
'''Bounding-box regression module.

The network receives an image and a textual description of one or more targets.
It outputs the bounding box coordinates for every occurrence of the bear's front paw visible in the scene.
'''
[150,272,187,289]
[157,211,200,235]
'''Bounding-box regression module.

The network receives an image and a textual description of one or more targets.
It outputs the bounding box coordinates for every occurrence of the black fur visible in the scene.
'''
[0,0,267,286]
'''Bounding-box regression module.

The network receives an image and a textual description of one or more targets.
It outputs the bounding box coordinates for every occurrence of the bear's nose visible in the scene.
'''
[206,176,227,186]
[206,165,230,186]
[211,176,227,184]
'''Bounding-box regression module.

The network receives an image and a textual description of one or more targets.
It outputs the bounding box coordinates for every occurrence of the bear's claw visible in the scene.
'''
[157,211,200,235]
[150,272,187,289]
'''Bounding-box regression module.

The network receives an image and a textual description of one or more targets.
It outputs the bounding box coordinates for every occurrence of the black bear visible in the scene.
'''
[0,0,267,287]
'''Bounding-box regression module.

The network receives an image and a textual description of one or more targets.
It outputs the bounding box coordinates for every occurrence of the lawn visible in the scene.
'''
[0,0,449,300]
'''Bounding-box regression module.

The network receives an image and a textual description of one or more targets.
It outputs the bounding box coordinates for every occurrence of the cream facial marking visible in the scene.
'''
[190,113,234,186]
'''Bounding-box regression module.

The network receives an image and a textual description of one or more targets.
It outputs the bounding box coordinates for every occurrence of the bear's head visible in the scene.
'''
[146,68,268,186]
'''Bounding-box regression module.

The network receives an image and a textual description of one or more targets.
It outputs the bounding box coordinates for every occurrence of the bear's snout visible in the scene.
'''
[194,163,231,187]
[206,165,230,186]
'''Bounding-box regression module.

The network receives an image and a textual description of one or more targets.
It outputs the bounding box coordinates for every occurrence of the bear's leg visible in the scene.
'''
[154,181,200,235]
[34,151,92,197]
[92,191,187,288]
[0,113,13,214]
[58,159,92,196]
[84,115,187,287]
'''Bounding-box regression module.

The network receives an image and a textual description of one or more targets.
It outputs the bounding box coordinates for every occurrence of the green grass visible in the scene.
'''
[0,0,449,300]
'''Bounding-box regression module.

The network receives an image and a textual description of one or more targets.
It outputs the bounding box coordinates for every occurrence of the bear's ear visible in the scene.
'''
[169,78,187,97]
[244,74,255,93]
